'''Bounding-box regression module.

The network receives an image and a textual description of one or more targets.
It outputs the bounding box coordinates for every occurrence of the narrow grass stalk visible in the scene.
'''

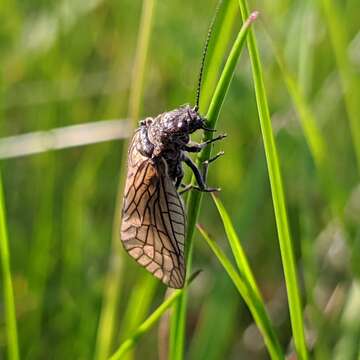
[109,273,199,360]
[94,1,156,359]
[0,173,20,360]
[237,1,308,358]
[320,0,360,174]
[197,224,284,359]
[170,12,258,360]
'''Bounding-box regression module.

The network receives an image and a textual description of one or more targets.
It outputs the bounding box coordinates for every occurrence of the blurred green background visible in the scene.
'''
[1,0,360,359]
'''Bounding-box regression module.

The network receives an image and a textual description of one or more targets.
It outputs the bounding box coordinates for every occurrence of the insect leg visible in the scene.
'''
[183,133,227,153]
[202,151,224,176]
[182,155,220,193]
[179,184,219,195]
[175,171,184,189]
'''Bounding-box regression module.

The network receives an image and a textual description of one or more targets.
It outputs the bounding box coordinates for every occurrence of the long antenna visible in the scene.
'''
[194,0,223,111]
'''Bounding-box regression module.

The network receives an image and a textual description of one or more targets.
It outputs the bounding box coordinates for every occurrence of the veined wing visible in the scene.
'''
[121,133,186,288]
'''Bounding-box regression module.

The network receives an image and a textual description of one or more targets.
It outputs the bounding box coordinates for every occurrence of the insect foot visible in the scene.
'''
[203,151,225,166]
[179,184,221,195]
[203,133,227,147]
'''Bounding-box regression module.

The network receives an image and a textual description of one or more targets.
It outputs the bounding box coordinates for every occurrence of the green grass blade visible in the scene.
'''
[197,224,283,359]
[170,12,258,360]
[320,0,360,174]
[109,273,199,360]
[237,1,308,358]
[0,172,20,360]
[94,1,157,359]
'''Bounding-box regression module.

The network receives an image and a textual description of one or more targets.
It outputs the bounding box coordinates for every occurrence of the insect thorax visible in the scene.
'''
[137,105,205,157]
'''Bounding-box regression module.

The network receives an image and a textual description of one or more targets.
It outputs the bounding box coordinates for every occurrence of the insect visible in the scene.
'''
[120,2,224,288]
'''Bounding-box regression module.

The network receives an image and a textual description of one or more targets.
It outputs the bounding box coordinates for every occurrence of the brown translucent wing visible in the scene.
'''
[120,132,186,288]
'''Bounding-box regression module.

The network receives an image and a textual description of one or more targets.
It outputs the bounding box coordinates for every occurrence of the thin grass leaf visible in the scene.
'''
[109,273,199,360]
[237,1,308,358]
[211,194,261,298]
[320,0,360,174]
[197,224,283,359]
[170,11,259,360]
[0,173,19,360]
[94,1,157,359]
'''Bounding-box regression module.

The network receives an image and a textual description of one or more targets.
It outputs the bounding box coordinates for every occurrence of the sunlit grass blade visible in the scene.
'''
[197,224,283,359]
[94,1,157,359]
[170,11,259,360]
[320,0,360,174]
[0,173,20,360]
[237,1,308,358]
[109,272,200,360]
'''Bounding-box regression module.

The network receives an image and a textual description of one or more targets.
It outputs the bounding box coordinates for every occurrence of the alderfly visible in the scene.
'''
[121,1,225,288]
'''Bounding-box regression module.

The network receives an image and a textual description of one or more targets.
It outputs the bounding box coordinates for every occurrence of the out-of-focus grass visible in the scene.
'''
[0,173,19,360]
[1,0,360,359]
[320,0,360,173]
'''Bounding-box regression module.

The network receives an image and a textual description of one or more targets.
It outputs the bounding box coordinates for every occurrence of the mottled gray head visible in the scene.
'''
[159,105,206,135]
